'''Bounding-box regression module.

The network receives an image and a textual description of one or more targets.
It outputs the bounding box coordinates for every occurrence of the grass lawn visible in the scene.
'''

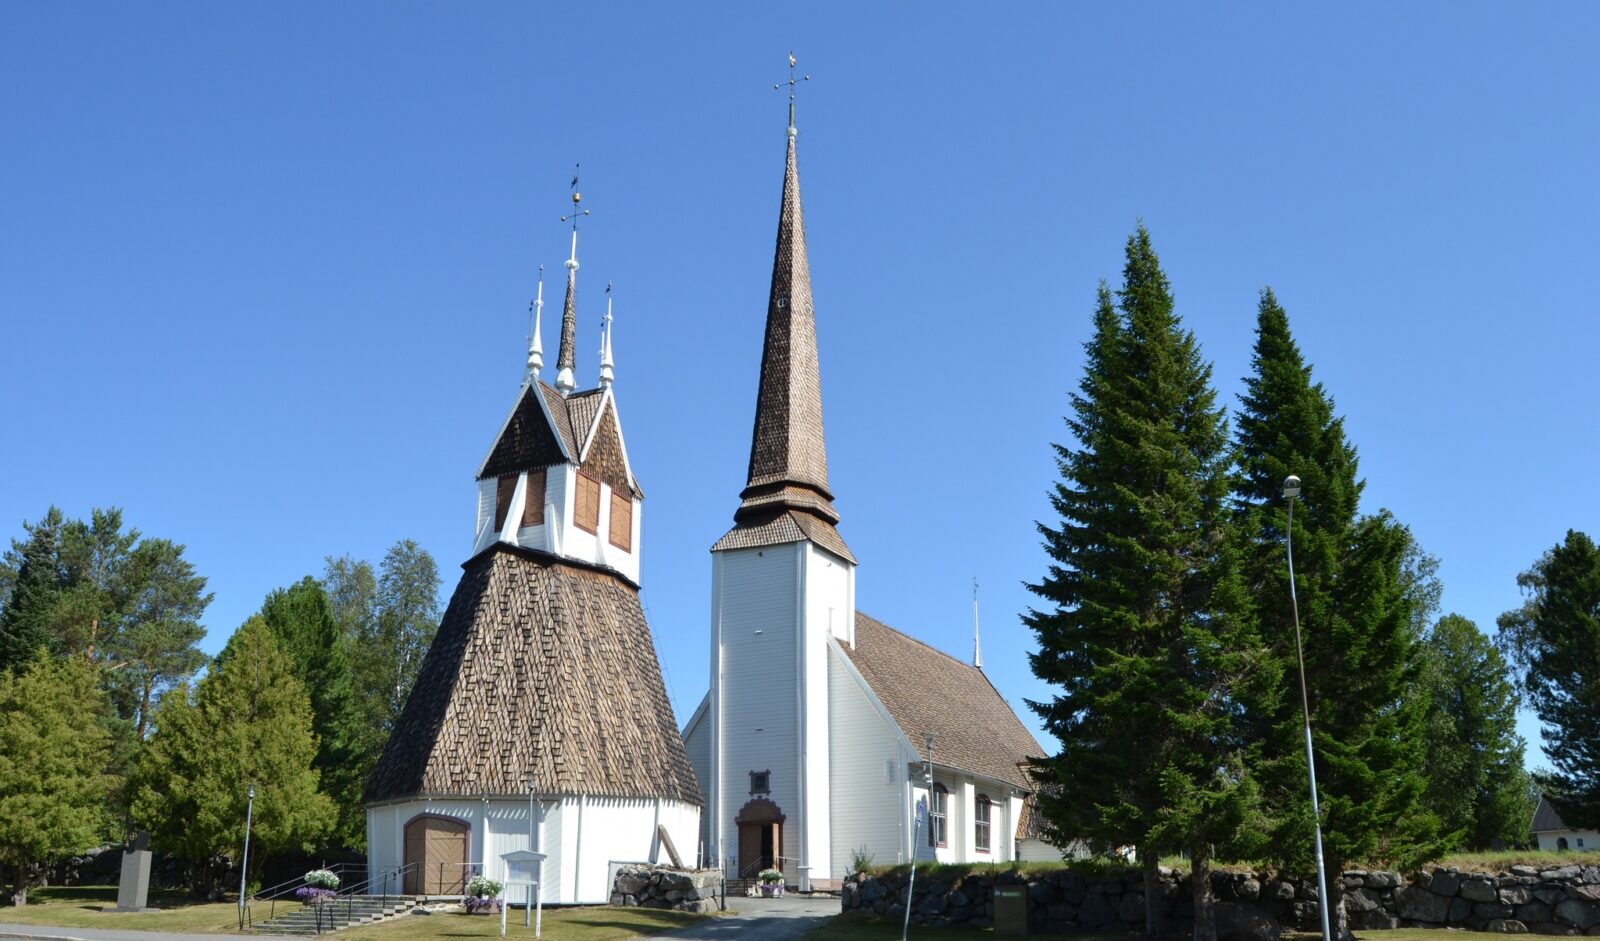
[340,906,713,941]
[0,885,243,932]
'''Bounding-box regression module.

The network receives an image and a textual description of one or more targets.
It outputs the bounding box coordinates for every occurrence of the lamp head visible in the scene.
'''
[247,784,256,800]
[1283,475,1302,500]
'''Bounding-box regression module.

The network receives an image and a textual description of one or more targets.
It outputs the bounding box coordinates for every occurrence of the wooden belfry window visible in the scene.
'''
[609,489,632,551]
[975,795,992,853]
[494,475,516,531]
[575,472,600,534]
[521,469,546,528]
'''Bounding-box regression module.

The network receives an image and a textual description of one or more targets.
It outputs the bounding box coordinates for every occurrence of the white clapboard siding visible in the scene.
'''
[714,544,800,871]
[826,645,905,875]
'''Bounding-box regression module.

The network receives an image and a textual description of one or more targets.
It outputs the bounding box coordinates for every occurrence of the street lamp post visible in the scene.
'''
[239,784,257,921]
[903,736,934,941]
[1285,475,1332,941]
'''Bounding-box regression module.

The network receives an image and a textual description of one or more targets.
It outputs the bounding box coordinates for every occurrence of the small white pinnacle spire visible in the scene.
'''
[527,266,545,379]
[555,180,588,397]
[972,577,983,669]
[598,282,615,389]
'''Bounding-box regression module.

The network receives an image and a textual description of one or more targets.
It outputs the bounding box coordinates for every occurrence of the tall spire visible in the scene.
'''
[555,167,587,397]
[733,55,838,528]
[598,281,615,389]
[526,266,545,380]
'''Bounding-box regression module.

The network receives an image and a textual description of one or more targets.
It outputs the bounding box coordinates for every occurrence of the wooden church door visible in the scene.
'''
[734,798,784,877]
[403,814,470,895]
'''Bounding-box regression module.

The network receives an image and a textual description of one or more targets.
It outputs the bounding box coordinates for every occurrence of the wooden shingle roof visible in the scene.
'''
[364,545,701,804]
[723,129,850,559]
[842,612,1043,791]
[478,383,638,497]
[1532,795,1571,832]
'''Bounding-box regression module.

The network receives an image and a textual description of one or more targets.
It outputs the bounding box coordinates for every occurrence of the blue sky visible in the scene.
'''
[3,4,1595,773]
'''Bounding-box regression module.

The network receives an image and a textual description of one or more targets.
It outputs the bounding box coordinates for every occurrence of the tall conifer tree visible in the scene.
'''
[1233,290,1438,939]
[1028,228,1274,941]
[258,578,363,850]
[1498,530,1600,830]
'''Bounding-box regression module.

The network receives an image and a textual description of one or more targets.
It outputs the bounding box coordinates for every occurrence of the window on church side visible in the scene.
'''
[495,475,516,531]
[521,469,546,528]
[929,784,948,848]
[575,472,600,534]
[975,795,992,853]
[608,489,632,551]
[750,770,770,795]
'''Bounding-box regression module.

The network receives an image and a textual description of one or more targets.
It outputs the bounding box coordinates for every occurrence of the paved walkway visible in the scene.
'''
[653,893,838,940]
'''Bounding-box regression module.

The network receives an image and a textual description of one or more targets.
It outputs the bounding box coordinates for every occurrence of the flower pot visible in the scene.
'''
[760,883,784,897]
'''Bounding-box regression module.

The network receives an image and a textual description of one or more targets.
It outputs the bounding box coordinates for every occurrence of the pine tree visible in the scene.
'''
[1497,530,1600,830]
[259,577,364,850]
[1233,290,1439,939]
[54,508,140,662]
[0,508,67,673]
[1417,614,1531,849]
[0,656,112,905]
[110,537,212,741]
[1027,228,1275,941]
[130,617,334,896]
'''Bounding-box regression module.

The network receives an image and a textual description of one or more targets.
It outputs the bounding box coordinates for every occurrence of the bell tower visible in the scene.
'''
[706,60,856,890]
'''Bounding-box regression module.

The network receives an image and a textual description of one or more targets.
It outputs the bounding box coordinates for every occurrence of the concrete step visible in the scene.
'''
[249,896,419,935]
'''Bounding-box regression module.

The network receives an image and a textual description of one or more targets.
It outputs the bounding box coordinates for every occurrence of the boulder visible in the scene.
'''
[1432,870,1465,896]
[1518,902,1554,924]
[1367,871,1401,890]
[1078,892,1117,929]
[1265,880,1297,901]
[1453,897,1477,922]
[1477,903,1517,920]
[1488,919,1530,933]
[1556,899,1600,930]
[1215,901,1281,941]
[1398,884,1454,923]
[1504,887,1536,905]
[1351,910,1400,931]
[1116,892,1145,923]
[1461,880,1500,902]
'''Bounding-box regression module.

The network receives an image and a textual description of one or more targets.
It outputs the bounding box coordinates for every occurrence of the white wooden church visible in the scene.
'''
[362,90,1052,903]
[362,201,701,904]
[680,106,1047,891]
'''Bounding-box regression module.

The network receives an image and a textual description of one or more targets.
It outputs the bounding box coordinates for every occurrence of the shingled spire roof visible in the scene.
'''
[717,128,853,561]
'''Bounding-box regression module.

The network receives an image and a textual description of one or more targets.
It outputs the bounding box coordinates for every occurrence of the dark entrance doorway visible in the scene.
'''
[734,797,785,878]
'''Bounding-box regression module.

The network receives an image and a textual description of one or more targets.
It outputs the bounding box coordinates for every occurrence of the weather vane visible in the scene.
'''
[773,51,810,130]
[560,163,589,229]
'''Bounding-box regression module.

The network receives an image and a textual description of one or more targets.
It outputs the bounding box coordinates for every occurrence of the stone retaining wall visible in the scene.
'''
[842,863,1600,936]
[609,864,721,913]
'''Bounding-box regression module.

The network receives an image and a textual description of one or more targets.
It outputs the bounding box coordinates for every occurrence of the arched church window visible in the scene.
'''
[929,784,948,848]
[975,795,992,853]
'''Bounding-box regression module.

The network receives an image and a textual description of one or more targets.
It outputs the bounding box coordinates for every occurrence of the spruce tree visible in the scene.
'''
[1027,228,1274,941]
[0,508,67,673]
[1497,530,1600,830]
[0,656,111,905]
[1233,290,1438,939]
[130,616,334,896]
[1417,614,1530,849]
[258,578,363,850]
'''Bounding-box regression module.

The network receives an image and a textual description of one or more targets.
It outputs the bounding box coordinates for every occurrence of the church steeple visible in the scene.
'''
[555,181,588,397]
[733,110,841,528]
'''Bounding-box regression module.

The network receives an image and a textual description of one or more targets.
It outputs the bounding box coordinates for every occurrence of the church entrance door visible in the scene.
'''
[733,797,785,878]
[403,814,470,896]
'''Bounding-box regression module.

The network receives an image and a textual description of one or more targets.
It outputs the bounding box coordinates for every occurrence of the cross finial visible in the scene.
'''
[773,50,810,135]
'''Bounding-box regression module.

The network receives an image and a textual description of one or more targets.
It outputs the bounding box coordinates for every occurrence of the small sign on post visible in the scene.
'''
[499,850,546,938]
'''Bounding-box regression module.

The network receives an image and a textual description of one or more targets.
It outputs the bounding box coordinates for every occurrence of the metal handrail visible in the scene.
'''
[737,855,801,879]
[243,862,365,931]
[314,862,420,935]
